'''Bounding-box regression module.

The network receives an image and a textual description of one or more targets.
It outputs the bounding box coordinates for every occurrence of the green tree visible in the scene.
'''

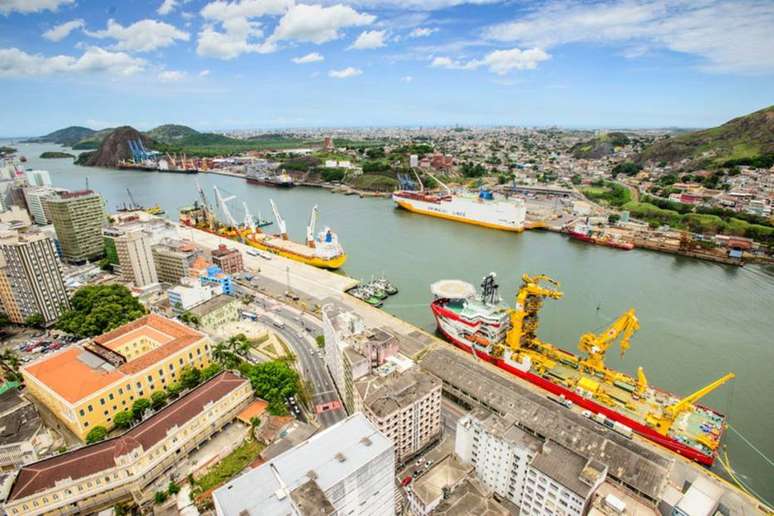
[246,360,300,415]
[56,284,146,337]
[180,366,202,390]
[166,381,183,399]
[201,363,222,380]
[24,313,45,328]
[113,410,133,429]
[86,425,108,444]
[0,349,21,382]
[154,491,168,504]
[167,480,181,495]
[151,391,168,410]
[315,335,325,348]
[179,311,200,327]
[132,398,151,420]
[0,312,10,328]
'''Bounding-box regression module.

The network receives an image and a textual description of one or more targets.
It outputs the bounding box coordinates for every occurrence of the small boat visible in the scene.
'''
[145,204,166,216]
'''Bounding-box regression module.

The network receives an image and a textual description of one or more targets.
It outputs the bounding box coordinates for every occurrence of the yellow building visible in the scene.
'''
[21,314,212,441]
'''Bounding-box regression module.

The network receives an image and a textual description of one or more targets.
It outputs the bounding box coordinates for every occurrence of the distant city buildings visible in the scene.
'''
[21,314,212,441]
[0,230,69,325]
[212,413,395,516]
[5,372,251,516]
[46,190,106,264]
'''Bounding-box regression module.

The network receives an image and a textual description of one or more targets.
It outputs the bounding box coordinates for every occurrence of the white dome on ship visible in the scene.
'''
[431,279,476,300]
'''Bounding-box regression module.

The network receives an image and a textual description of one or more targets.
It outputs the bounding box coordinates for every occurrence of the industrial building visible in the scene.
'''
[212,413,395,516]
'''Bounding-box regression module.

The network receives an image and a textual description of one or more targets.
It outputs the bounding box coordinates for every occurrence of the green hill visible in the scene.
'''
[72,128,114,149]
[145,124,200,143]
[26,126,96,146]
[570,132,631,159]
[638,105,774,168]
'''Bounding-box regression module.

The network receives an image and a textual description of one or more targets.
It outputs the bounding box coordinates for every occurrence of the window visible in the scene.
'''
[109,393,114,400]
[87,405,93,412]
[99,398,105,405]
[79,409,85,416]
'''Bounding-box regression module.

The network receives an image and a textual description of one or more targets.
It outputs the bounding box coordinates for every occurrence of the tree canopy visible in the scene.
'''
[57,285,146,337]
[86,426,108,444]
[245,360,300,415]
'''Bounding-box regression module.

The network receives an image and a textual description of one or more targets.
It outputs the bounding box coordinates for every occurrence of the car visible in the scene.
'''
[401,476,412,487]
[426,460,433,467]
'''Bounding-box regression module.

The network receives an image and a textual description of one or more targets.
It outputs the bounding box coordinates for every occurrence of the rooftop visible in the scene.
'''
[432,478,510,516]
[420,348,672,500]
[355,367,441,418]
[188,294,238,317]
[411,454,472,507]
[531,441,603,498]
[213,413,392,516]
[23,314,206,403]
[7,371,248,502]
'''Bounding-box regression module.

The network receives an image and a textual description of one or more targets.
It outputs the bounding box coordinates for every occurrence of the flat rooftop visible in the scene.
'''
[356,367,441,418]
[7,371,248,502]
[531,441,602,498]
[213,413,393,515]
[420,348,672,500]
[188,294,238,317]
[411,454,472,507]
[23,314,206,403]
[432,478,510,516]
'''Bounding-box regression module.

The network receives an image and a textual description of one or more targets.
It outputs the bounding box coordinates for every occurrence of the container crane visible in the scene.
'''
[578,309,640,375]
[648,373,735,436]
[306,205,319,248]
[270,199,288,240]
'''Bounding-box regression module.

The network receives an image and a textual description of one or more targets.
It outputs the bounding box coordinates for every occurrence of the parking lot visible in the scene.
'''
[1,328,80,366]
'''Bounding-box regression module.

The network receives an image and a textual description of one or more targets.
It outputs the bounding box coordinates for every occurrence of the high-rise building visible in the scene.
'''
[211,244,243,274]
[23,186,67,225]
[355,367,442,463]
[212,413,395,516]
[21,314,212,440]
[46,190,106,264]
[24,169,52,187]
[113,228,158,287]
[0,230,70,325]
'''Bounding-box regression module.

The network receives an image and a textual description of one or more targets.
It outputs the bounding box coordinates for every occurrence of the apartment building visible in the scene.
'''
[211,244,243,275]
[5,371,252,516]
[0,230,70,325]
[113,228,158,287]
[355,367,442,463]
[455,408,541,507]
[213,413,395,516]
[21,314,212,441]
[46,190,106,264]
[22,186,66,225]
[321,304,399,413]
[152,239,200,284]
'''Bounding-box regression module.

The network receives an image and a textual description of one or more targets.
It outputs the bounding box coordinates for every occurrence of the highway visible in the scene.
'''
[234,281,346,429]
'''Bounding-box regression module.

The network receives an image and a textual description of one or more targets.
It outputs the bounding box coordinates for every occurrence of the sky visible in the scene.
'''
[1,0,773,135]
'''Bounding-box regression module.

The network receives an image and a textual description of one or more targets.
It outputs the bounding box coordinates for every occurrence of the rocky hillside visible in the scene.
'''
[79,126,153,167]
[26,126,96,146]
[570,132,631,159]
[145,124,199,143]
[638,105,774,167]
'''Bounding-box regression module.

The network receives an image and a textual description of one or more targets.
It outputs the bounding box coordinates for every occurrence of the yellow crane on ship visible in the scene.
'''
[577,308,640,378]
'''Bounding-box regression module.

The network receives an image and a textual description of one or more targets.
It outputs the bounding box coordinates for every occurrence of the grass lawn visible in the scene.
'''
[194,439,264,494]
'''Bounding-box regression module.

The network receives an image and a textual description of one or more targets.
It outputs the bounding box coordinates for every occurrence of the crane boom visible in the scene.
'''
[306,205,319,247]
[505,273,563,353]
[270,199,288,239]
[578,309,639,374]
[213,186,239,229]
[665,373,735,420]
[242,201,256,233]
[126,188,139,210]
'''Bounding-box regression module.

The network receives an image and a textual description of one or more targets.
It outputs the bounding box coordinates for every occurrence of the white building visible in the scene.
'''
[167,278,221,313]
[410,154,419,168]
[455,408,541,506]
[23,187,65,225]
[521,441,607,516]
[212,413,395,516]
[114,228,158,287]
[24,170,51,187]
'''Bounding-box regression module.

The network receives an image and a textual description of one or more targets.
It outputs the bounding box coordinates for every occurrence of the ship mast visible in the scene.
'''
[270,199,288,240]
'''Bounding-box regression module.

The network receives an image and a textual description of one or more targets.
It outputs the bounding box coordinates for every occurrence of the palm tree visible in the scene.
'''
[228,333,251,358]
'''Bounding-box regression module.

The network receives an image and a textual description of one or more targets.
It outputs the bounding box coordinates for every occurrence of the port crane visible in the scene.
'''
[506,274,563,354]
[577,309,640,376]
[306,205,319,248]
[242,201,256,233]
[126,188,141,210]
[213,186,240,233]
[270,199,288,240]
[194,180,215,230]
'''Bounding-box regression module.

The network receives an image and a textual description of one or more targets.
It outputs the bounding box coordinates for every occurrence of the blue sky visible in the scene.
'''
[1,0,773,135]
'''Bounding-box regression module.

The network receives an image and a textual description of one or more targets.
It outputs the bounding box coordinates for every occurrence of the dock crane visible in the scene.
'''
[648,373,735,439]
[578,308,640,375]
[194,180,215,230]
[126,188,141,210]
[306,205,319,248]
[506,274,563,353]
[270,199,288,240]
[242,201,256,233]
[213,186,240,238]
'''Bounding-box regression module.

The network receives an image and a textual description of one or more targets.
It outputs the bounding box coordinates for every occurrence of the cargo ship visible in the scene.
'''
[430,273,734,465]
[565,221,634,250]
[179,183,346,269]
[246,163,295,188]
[393,171,525,231]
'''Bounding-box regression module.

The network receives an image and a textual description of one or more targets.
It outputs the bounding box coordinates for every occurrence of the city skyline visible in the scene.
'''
[1,0,773,135]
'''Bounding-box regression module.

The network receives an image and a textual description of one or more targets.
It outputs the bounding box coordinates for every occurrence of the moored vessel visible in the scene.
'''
[565,220,634,250]
[430,273,733,465]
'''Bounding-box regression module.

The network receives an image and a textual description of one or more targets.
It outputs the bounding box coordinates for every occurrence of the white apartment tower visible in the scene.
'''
[115,228,158,287]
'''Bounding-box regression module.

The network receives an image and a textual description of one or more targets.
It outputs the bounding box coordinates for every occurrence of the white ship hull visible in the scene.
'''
[393,192,525,231]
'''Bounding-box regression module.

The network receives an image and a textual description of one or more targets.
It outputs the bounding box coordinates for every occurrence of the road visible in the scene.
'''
[233,282,346,429]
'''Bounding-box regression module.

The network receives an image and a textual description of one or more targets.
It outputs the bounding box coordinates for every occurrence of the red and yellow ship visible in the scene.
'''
[430,273,734,465]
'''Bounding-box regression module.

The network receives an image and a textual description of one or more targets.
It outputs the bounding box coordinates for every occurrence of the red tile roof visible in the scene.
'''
[7,371,249,502]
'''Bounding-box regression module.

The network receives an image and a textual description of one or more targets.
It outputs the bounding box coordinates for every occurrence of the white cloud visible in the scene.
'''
[329,66,362,78]
[431,47,550,75]
[317,0,498,10]
[0,0,73,15]
[268,4,375,45]
[349,29,386,49]
[401,75,413,82]
[158,69,186,81]
[201,0,291,22]
[484,0,774,74]
[409,27,437,38]
[42,19,84,42]
[85,19,190,52]
[157,0,178,15]
[199,69,211,76]
[292,52,324,63]
[0,46,146,77]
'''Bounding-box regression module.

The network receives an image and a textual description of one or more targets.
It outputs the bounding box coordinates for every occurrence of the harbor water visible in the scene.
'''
[11,142,774,503]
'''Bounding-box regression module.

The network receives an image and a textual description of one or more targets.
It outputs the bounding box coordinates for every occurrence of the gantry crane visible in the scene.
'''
[647,373,735,439]
[577,308,640,375]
